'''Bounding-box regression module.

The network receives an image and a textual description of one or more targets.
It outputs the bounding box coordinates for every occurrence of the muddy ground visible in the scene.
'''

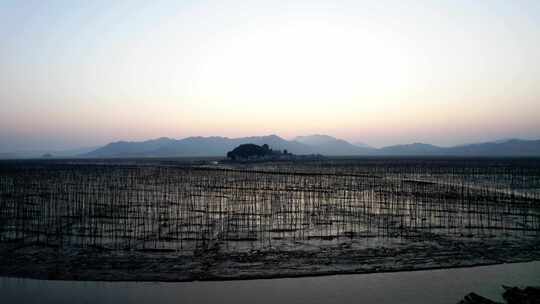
[2,234,540,282]
[1,159,540,282]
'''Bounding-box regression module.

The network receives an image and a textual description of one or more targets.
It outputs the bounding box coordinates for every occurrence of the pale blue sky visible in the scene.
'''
[1,0,540,151]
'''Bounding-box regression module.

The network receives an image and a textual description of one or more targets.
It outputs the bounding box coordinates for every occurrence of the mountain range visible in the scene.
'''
[2,135,540,159]
[82,135,540,158]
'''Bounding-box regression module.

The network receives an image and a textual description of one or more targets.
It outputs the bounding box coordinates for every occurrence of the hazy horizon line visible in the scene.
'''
[2,133,540,155]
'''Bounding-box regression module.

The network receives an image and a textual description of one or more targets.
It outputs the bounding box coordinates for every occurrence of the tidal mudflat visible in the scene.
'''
[1,158,539,281]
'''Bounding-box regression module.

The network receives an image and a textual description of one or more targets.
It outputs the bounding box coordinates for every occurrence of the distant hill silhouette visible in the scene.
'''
[85,135,313,158]
[294,135,375,155]
[377,143,444,156]
[446,139,540,156]
[81,136,540,158]
[3,137,540,159]
[377,139,540,156]
[88,137,177,157]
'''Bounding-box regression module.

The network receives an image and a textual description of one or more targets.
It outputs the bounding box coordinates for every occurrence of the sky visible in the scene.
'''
[1,0,540,152]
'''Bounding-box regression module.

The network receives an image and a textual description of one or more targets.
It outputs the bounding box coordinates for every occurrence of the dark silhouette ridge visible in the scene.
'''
[226,143,294,161]
[82,135,540,158]
[227,143,273,160]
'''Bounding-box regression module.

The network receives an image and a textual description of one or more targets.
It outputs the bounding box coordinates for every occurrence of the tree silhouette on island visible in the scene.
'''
[226,143,291,161]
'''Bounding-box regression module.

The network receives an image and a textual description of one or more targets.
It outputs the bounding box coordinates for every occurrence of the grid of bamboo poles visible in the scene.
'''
[0,159,539,253]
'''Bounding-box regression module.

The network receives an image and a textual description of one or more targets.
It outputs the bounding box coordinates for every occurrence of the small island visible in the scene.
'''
[226,143,325,162]
[226,143,293,161]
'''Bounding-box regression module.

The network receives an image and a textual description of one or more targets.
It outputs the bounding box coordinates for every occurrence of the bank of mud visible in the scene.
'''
[2,236,540,282]
[1,159,540,282]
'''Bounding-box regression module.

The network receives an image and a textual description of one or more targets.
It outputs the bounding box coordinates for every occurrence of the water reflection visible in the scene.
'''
[1,262,540,304]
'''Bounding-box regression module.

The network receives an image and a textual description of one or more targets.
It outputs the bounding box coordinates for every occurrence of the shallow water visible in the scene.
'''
[1,262,539,304]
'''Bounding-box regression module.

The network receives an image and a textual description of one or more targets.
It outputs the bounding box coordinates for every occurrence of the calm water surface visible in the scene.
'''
[1,262,539,304]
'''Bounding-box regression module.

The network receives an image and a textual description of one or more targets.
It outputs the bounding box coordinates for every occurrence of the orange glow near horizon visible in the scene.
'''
[1,1,540,151]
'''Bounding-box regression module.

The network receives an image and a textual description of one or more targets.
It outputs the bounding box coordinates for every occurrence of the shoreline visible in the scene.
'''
[2,237,540,283]
[2,259,538,283]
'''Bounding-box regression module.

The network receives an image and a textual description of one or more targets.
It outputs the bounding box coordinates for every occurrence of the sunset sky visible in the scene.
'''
[1,0,540,152]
